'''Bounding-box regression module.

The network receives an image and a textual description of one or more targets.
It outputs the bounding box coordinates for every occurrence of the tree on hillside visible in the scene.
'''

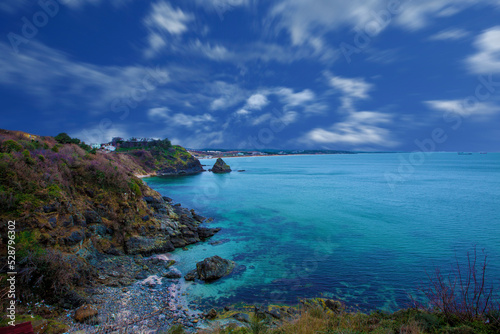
[54,133,72,144]
[55,133,81,145]
[159,138,171,149]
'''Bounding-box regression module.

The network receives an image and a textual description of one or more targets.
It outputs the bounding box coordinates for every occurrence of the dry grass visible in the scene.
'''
[197,306,427,334]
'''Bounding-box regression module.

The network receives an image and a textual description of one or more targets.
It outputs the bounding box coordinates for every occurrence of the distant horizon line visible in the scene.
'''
[186,149,498,154]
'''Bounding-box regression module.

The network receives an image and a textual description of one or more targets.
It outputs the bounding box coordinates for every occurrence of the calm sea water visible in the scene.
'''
[144,153,500,311]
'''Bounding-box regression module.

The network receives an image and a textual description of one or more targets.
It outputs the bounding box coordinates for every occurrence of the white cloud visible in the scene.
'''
[251,113,272,126]
[269,0,500,52]
[299,74,397,148]
[429,28,470,41]
[191,40,232,60]
[209,81,247,110]
[466,26,500,73]
[236,109,251,116]
[148,107,215,127]
[145,1,193,35]
[143,1,194,57]
[246,94,269,110]
[304,112,396,147]
[248,110,299,127]
[329,76,372,99]
[281,111,299,124]
[327,75,373,112]
[232,87,322,123]
[0,41,170,111]
[193,0,250,13]
[425,100,499,119]
[269,1,387,46]
[277,88,315,106]
[73,124,130,145]
[304,103,329,115]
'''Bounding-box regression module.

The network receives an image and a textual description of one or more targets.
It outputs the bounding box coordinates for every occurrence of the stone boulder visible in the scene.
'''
[74,304,98,323]
[206,308,218,320]
[210,158,232,173]
[185,255,235,282]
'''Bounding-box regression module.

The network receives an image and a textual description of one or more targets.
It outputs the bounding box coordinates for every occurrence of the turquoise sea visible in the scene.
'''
[144,153,500,311]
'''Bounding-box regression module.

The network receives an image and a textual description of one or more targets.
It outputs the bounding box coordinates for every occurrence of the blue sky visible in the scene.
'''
[0,0,499,151]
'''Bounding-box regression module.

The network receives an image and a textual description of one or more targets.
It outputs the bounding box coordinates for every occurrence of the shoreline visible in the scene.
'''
[135,173,157,179]
[57,196,223,333]
[197,153,350,160]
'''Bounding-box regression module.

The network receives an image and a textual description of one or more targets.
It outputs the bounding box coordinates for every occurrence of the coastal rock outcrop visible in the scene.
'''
[156,157,205,176]
[125,236,175,255]
[124,197,220,255]
[0,129,227,329]
[210,158,232,173]
[184,255,235,282]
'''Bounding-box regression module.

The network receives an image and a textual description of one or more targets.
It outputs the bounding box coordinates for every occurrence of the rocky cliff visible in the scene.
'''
[114,141,204,176]
[0,129,216,309]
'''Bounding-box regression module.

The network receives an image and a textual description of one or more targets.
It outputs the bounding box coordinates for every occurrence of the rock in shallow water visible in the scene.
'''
[184,255,235,282]
[197,255,235,281]
[209,158,232,173]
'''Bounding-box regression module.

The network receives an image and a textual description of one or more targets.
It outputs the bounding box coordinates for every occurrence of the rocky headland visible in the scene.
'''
[0,130,225,332]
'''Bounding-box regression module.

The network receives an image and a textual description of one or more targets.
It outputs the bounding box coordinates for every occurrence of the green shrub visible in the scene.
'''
[46,184,62,198]
[129,180,142,197]
[248,314,268,334]
[414,312,441,331]
[22,149,35,165]
[167,324,185,334]
[2,139,23,153]
[79,142,92,152]
[444,325,477,334]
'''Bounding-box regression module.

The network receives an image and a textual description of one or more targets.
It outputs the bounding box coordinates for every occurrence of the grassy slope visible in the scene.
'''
[115,142,202,175]
[0,130,173,307]
[196,300,500,334]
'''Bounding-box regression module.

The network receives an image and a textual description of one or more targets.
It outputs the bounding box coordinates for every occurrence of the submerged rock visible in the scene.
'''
[210,158,232,173]
[184,269,198,281]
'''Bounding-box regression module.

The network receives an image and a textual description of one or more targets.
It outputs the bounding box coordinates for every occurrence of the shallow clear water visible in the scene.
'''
[144,153,500,311]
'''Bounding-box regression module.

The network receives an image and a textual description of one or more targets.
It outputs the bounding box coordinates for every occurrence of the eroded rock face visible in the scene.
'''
[184,255,235,282]
[123,198,220,255]
[157,158,205,176]
[125,236,175,255]
[210,158,232,173]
